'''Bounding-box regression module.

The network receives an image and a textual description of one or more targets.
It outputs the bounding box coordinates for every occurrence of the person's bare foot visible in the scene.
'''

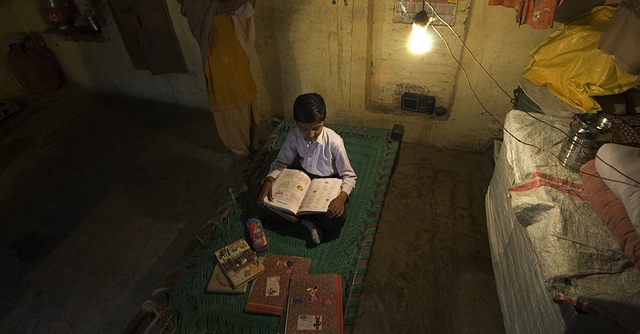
[301,219,323,244]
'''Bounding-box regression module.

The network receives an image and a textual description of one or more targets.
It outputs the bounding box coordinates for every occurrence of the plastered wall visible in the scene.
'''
[0,0,619,152]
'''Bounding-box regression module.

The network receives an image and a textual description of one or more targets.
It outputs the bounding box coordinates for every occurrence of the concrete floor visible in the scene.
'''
[0,85,504,333]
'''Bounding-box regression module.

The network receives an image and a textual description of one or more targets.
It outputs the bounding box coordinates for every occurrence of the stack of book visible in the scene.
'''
[207,239,265,293]
[205,240,344,333]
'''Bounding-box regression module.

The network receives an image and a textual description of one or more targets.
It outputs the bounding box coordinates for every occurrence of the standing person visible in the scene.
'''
[178,0,260,166]
[257,93,357,244]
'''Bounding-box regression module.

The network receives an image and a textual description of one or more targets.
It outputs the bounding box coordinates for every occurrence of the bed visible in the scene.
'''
[123,121,403,333]
[486,109,640,334]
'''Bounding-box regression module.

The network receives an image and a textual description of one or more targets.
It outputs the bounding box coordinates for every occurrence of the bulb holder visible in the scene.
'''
[413,10,429,27]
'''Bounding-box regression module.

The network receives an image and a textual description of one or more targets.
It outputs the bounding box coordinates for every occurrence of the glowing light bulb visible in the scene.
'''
[409,22,432,54]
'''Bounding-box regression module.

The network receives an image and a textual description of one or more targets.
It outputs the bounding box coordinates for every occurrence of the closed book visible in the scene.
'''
[207,255,265,293]
[214,239,264,288]
[245,254,312,315]
[206,262,248,293]
[284,274,343,334]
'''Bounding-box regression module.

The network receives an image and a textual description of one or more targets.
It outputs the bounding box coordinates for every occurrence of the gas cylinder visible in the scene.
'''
[7,34,67,95]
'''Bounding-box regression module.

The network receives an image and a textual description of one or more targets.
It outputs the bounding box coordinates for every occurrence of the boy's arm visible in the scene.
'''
[327,191,349,218]
[258,132,297,206]
[266,131,298,180]
[333,139,357,196]
[326,141,355,217]
[257,178,273,206]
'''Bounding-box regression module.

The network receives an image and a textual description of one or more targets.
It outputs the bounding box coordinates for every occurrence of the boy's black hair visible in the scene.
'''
[293,93,326,124]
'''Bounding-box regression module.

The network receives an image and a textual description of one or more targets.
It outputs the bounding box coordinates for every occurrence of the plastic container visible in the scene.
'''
[247,218,268,252]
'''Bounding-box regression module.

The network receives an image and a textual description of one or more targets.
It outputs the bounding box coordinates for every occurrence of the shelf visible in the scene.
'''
[43,26,106,43]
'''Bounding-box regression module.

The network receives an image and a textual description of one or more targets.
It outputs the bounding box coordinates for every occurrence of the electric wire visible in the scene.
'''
[430,25,562,160]
[423,0,570,137]
[423,1,510,98]
[424,1,640,188]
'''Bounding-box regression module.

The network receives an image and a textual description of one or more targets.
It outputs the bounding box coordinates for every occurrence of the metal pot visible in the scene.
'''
[42,6,75,30]
[558,113,612,172]
[87,15,101,31]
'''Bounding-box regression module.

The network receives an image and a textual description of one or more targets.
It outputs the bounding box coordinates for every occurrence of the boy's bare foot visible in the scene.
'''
[301,219,323,244]
[310,228,323,244]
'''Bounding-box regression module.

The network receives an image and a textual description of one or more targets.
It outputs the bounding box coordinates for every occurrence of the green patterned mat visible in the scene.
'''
[160,121,401,333]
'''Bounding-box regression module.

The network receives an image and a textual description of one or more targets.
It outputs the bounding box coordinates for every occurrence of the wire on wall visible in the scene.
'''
[422,1,640,188]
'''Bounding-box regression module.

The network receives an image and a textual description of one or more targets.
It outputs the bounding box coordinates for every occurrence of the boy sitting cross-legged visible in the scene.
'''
[257,93,357,244]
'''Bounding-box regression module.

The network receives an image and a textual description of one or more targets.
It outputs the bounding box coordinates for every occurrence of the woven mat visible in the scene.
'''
[159,121,401,333]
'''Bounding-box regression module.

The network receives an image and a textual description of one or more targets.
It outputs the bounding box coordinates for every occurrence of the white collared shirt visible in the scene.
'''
[267,127,357,195]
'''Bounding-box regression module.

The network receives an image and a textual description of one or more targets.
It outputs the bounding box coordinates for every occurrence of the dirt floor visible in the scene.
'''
[0,85,504,333]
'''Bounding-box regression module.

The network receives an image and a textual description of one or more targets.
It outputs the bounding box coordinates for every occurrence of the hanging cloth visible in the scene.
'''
[177,0,221,68]
[488,0,561,29]
[599,0,640,75]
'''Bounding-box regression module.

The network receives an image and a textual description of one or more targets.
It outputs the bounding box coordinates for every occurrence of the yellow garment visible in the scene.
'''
[204,13,259,156]
[212,97,260,156]
[522,6,637,112]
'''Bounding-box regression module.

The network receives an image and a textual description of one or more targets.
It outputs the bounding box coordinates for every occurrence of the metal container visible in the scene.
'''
[558,114,612,172]
[40,0,70,8]
[87,15,101,31]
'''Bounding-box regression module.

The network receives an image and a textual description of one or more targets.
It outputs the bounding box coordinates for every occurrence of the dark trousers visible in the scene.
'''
[299,210,346,229]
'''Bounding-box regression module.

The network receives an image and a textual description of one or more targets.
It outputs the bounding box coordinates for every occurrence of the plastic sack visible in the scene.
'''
[522,6,637,112]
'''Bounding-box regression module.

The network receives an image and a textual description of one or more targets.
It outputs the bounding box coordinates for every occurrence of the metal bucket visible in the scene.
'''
[558,114,612,172]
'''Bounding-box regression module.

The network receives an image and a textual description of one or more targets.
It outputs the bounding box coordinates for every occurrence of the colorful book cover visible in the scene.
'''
[284,274,343,334]
[206,262,248,293]
[207,256,266,293]
[214,239,264,288]
[245,254,312,316]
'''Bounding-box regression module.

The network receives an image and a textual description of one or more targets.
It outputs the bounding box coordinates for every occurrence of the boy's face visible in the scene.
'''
[296,121,325,143]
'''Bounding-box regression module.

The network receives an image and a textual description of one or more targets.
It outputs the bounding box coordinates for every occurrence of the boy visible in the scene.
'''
[257,93,357,244]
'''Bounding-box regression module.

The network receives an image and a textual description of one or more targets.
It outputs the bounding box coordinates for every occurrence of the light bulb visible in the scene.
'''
[409,23,432,54]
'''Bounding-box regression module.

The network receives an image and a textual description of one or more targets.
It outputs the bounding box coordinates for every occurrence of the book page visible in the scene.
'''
[266,169,312,215]
[297,178,342,215]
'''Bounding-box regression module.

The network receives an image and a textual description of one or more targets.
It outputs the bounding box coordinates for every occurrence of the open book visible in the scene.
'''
[264,168,342,221]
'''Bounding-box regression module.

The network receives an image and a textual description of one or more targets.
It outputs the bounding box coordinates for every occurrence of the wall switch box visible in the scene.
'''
[401,93,435,114]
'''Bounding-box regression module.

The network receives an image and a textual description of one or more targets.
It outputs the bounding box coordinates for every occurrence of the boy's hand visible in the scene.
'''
[327,191,348,218]
[257,177,274,207]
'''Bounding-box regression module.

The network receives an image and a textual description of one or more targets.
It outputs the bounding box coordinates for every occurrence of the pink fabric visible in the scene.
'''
[581,160,640,272]
[488,0,559,29]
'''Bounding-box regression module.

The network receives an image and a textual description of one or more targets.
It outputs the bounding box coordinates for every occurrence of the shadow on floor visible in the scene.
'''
[0,86,504,333]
